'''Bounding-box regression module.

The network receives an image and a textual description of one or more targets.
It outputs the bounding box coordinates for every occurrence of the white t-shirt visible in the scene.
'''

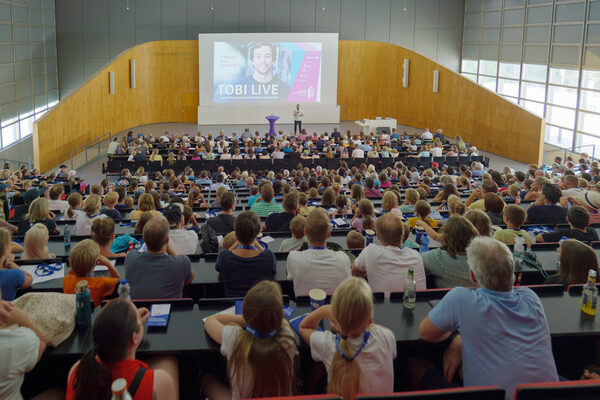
[271,151,285,159]
[0,326,40,400]
[221,324,298,400]
[286,249,351,296]
[168,229,199,255]
[354,244,427,298]
[293,108,303,121]
[430,147,443,157]
[47,199,69,214]
[352,149,364,159]
[420,131,433,140]
[64,209,83,221]
[562,187,586,198]
[74,213,106,236]
[310,324,396,394]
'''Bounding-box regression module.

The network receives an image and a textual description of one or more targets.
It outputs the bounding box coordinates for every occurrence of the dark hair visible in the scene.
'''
[234,211,261,245]
[72,299,139,400]
[219,191,236,211]
[567,205,590,230]
[541,183,562,204]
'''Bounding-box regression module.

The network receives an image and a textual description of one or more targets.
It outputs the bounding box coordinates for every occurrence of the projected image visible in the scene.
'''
[213,42,322,103]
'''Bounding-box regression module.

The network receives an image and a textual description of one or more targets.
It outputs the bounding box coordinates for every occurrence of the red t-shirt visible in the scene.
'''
[66,359,154,400]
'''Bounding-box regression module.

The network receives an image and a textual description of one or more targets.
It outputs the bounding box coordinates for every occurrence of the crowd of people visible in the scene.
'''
[0,128,599,399]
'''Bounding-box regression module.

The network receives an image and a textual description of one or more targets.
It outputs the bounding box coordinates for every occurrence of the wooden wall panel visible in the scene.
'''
[34,40,543,172]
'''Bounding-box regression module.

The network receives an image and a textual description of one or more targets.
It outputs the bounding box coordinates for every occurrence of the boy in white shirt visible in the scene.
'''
[163,203,199,255]
[286,208,351,296]
[352,212,426,298]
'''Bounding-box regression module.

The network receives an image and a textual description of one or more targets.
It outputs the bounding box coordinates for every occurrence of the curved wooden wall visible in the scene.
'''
[33,40,543,172]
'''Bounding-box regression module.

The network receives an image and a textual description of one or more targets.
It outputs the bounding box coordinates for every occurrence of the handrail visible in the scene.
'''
[544,142,597,164]
[69,131,112,170]
[0,156,32,170]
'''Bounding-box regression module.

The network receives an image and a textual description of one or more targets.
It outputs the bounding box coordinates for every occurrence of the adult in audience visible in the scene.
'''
[420,128,433,140]
[465,180,501,210]
[364,176,382,198]
[526,183,567,225]
[65,299,176,400]
[352,213,425,298]
[545,239,599,289]
[562,190,600,223]
[91,217,126,258]
[125,216,193,299]
[163,203,199,255]
[286,208,351,296]
[417,237,558,395]
[264,192,298,232]
[215,211,276,297]
[420,216,479,288]
[250,182,283,217]
[561,174,585,198]
[206,191,236,234]
[210,174,230,191]
[536,205,598,242]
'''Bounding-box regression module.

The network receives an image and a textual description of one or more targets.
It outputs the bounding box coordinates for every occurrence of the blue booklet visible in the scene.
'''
[289,313,323,345]
[235,300,295,320]
[147,304,171,327]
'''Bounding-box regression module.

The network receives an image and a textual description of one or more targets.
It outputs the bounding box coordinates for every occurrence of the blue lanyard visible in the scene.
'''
[246,326,277,339]
[309,246,326,250]
[34,262,63,276]
[335,331,370,361]
[237,245,257,250]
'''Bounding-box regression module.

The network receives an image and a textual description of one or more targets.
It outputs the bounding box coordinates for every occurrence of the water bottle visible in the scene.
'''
[514,234,525,258]
[111,378,132,400]
[515,194,521,206]
[403,267,416,310]
[581,269,598,316]
[118,279,131,300]
[420,233,430,253]
[75,280,92,328]
[542,164,548,173]
[64,225,71,249]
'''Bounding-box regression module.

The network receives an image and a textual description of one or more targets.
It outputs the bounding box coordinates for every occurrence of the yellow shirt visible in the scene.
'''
[493,228,532,247]
[407,216,439,229]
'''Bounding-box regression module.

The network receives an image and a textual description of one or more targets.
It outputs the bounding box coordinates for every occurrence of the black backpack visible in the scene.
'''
[200,222,219,253]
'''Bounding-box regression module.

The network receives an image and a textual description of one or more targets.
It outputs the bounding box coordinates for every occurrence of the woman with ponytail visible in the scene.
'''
[300,277,396,400]
[65,299,176,400]
[203,280,298,400]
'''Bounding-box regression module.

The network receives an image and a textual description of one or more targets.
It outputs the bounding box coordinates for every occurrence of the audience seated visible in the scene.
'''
[91,217,126,258]
[163,204,198,255]
[74,194,106,236]
[536,206,599,243]
[0,228,31,300]
[23,223,54,260]
[493,204,532,247]
[279,215,306,252]
[125,216,193,299]
[99,192,121,221]
[250,182,282,217]
[545,239,599,289]
[526,183,567,225]
[206,191,236,234]
[264,192,298,232]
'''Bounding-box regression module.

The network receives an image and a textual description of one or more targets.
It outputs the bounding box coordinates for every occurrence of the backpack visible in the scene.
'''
[200,222,219,253]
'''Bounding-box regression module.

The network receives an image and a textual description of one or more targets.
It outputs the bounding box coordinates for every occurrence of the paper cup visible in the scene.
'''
[309,288,327,311]
[365,229,375,245]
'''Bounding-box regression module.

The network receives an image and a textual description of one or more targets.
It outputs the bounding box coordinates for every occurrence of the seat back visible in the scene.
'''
[514,379,600,400]
[356,386,505,400]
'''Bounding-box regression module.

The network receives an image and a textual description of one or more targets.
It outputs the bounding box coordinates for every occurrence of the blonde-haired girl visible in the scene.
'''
[65,192,83,221]
[300,277,396,399]
[23,223,55,260]
[74,194,106,236]
[17,197,58,236]
[203,280,298,399]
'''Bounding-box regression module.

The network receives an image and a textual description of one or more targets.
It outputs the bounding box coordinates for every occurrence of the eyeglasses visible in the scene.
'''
[34,262,63,277]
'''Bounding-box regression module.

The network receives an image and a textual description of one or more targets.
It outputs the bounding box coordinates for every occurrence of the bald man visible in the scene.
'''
[125,215,194,299]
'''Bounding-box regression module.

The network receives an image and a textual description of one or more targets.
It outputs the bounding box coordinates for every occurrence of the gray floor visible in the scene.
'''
[72,121,527,185]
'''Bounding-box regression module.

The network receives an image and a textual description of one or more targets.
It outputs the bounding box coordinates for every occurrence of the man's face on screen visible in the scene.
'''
[252,45,274,76]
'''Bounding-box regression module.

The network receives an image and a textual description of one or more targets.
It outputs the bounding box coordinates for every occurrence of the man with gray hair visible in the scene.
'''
[416,237,557,397]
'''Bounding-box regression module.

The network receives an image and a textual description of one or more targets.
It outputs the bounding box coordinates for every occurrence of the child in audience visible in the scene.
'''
[247,185,260,208]
[0,227,32,300]
[182,205,200,233]
[493,204,533,247]
[447,195,466,216]
[347,230,365,250]
[400,188,419,214]
[23,223,55,260]
[484,192,505,225]
[124,195,135,208]
[64,192,83,221]
[62,239,120,307]
[353,213,426,298]
[129,193,160,220]
[465,209,492,236]
[215,211,276,297]
[65,299,177,399]
[203,281,298,399]
[407,200,438,229]
[381,191,403,219]
[91,218,127,258]
[75,194,106,236]
[279,216,306,252]
[351,198,375,233]
[286,208,351,296]
[298,192,315,216]
[545,239,599,289]
[99,192,121,221]
[299,277,396,399]
[536,205,599,243]
[330,194,350,219]
[221,231,237,251]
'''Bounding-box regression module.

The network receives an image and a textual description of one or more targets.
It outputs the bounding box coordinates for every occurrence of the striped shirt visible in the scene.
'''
[250,201,283,217]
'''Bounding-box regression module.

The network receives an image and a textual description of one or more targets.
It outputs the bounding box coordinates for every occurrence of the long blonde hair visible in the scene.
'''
[23,223,54,260]
[228,281,297,398]
[328,277,373,400]
[25,198,50,222]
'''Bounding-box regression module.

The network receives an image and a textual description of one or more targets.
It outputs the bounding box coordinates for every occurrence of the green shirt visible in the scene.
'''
[250,201,283,217]
[421,248,473,289]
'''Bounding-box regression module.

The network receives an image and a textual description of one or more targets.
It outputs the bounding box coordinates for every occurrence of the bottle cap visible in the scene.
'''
[590,269,597,278]
[121,279,127,285]
[75,280,88,293]
[111,378,128,395]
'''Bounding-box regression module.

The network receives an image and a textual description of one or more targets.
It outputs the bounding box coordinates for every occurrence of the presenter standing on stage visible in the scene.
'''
[293,104,303,134]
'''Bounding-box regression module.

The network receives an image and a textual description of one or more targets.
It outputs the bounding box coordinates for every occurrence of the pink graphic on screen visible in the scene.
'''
[287,43,322,102]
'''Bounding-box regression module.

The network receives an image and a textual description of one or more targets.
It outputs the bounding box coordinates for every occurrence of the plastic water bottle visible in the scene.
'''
[403,267,416,310]
[64,226,71,249]
[111,378,133,400]
[420,233,430,253]
[514,234,525,258]
[75,280,92,328]
[118,279,131,300]
[581,269,598,316]
[515,194,521,206]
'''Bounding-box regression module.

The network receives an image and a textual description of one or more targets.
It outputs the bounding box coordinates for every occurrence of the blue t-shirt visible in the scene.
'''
[247,194,260,208]
[215,249,276,297]
[0,269,25,300]
[429,287,558,398]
